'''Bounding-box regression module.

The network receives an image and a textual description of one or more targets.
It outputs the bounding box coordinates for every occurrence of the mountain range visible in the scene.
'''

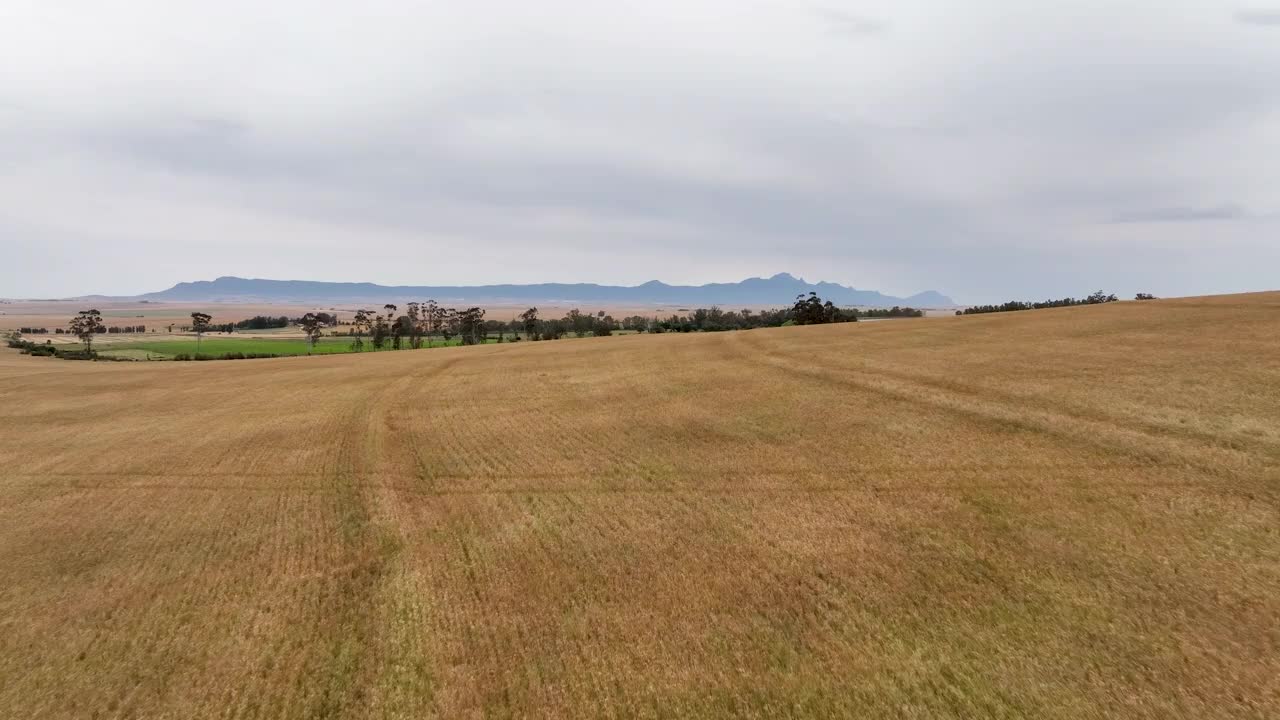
[121,274,954,307]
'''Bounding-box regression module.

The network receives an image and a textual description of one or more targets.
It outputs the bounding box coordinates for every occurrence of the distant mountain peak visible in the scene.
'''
[134,275,956,307]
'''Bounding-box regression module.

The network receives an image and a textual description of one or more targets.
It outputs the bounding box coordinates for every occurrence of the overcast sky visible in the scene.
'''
[2,1,1277,302]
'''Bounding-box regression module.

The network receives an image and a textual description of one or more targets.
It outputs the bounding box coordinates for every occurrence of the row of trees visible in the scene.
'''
[791,292,855,325]
[158,315,332,336]
[512,293,877,338]
[17,324,148,334]
[177,310,327,351]
[40,293,888,360]
[348,303,488,351]
[858,306,924,318]
[338,292,904,346]
[5,335,99,360]
[235,315,290,330]
[958,291,1120,315]
[319,292,877,349]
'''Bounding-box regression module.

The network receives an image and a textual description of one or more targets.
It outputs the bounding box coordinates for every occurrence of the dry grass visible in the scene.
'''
[1,292,1277,719]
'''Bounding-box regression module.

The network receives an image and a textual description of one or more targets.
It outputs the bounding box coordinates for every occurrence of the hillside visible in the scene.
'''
[123,273,955,307]
[1,292,1277,718]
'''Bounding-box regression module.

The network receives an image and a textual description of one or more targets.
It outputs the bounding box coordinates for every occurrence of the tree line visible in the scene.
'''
[163,292,886,353]
[16,325,147,334]
[236,315,291,330]
[4,336,105,361]
[7,294,909,362]
[4,308,108,360]
[346,303,488,350]
[957,291,1120,315]
[505,293,923,337]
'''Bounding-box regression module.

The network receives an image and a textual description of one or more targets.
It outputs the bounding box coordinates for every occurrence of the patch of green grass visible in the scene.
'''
[107,335,522,359]
[110,337,355,358]
[97,349,168,361]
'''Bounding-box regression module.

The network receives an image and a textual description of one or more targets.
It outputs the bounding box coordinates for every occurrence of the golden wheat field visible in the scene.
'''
[1,292,1277,719]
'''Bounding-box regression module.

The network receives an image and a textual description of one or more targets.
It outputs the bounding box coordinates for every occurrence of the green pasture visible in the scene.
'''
[100,334,519,359]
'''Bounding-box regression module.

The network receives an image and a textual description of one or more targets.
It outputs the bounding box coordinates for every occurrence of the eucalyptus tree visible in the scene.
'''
[370,305,393,350]
[457,307,486,345]
[519,307,539,340]
[190,312,212,352]
[440,308,458,344]
[69,309,105,353]
[382,304,399,350]
[351,309,372,351]
[567,309,589,337]
[298,313,324,354]
[406,302,424,349]
[426,300,443,347]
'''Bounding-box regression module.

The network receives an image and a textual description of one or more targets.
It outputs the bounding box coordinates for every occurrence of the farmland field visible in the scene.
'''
[1,293,1278,718]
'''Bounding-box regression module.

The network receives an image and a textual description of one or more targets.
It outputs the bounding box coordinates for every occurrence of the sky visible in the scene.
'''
[1,1,1278,303]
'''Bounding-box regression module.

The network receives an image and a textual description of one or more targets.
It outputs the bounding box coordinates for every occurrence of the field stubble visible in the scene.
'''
[0,292,1277,718]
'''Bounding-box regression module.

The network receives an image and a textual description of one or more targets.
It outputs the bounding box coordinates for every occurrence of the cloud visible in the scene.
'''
[812,7,886,37]
[1108,205,1250,224]
[1235,9,1280,26]
[0,0,1278,303]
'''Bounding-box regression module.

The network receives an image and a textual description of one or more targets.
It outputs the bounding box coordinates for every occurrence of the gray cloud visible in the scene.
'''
[1,1,1278,303]
[813,7,886,37]
[1235,9,1280,25]
[1108,205,1250,224]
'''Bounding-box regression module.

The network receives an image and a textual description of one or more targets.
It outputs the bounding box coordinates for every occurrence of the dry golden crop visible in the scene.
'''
[1,292,1277,719]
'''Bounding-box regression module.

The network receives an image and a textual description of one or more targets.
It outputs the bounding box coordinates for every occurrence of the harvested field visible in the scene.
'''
[1,292,1277,718]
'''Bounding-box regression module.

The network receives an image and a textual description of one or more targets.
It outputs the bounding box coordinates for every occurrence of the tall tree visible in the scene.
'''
[787,293,853,325]
[382,304,399,350]
[69,309,105,353]
[351,309,372,351]
[406,302,423,349]
[519,307,539,340]
[457,307,486,345]
[298,313,324,354]
[370,306,392,350]
[440,308,458,344]
[567,308,589,337]
[190,312,212,353]
[425,300,441,347]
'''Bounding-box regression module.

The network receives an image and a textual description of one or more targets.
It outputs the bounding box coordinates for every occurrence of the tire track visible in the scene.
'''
[729,331,1268,481]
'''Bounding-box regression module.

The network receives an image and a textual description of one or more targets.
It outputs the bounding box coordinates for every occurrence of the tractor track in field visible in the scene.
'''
[728,331,1272,482]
